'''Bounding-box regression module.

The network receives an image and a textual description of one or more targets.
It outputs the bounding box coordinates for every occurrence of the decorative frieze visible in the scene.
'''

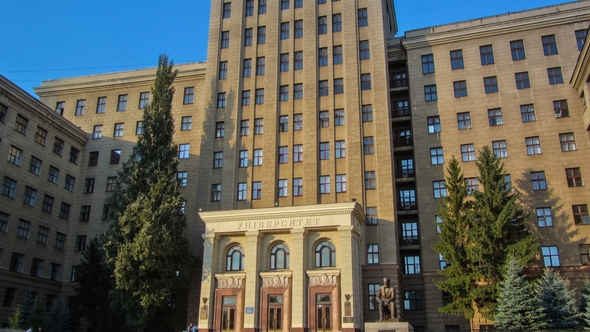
[309,273,339,286]
[261,274,291,288]
[216,276,244,289]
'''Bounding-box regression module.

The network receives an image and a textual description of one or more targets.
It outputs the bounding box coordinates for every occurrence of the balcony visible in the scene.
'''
[390,72,408,88]
[399,235,420,246]
[392,105,410,118]
[393,136,413,147]
[395,168,415,178]
[397,201,417,211]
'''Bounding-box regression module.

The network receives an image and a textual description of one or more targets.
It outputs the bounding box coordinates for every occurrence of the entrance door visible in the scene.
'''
[221,296,236,332]
[268,295,283,332]
[316,294,331,332]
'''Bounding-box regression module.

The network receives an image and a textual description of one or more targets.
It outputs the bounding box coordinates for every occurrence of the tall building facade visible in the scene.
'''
[1,1,590,331]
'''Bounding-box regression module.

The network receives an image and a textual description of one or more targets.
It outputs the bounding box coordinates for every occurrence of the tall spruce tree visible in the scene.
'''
[103,54,195,330]
[46,298,70,332]
[579,279,590,328]
[433,146,538,320]
[494,257,544,330]
[19,290,36,329]
[536,268,580,329]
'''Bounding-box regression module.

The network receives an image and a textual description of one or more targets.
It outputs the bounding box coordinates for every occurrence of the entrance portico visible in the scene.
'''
[198,202,365,332]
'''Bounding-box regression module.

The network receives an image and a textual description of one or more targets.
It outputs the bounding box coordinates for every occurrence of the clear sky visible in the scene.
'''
[1,0,573,96]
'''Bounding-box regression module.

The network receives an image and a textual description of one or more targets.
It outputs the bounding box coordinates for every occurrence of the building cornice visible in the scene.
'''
[401,4,590,49]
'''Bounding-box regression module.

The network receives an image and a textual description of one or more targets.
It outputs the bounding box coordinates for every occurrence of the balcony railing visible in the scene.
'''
[392,105,411,118]
[397,201,417,210]
[399,236,419,245]
[395,169,415,178]
[393,136,413,147]
[390,72,408,88]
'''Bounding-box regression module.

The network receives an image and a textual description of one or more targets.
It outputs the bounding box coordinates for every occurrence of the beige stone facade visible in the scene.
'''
[1,0,590,331]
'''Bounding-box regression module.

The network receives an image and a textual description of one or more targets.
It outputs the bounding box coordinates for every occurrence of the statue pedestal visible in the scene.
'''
[364,321,413,332]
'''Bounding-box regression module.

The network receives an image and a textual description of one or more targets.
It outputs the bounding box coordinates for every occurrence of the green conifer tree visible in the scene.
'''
[19,290,36,329]
[494,257,544,330]
[579,279,590,328]
[536,268,580,329]
[8,305,21,329]
[46,298,70,332]
[103,54,195,330]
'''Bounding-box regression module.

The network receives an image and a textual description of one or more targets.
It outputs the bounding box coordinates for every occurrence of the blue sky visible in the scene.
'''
[1,0,571,96]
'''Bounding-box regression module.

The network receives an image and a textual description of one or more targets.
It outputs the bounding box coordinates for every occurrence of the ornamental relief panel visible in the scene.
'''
[309,273,339,286]
[261,274,291,288]
[217,276,244,289]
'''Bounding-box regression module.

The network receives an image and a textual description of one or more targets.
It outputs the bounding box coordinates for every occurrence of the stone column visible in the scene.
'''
[242,230,261,332]
[338,225,362,331]
[290,227,307,332]
[199,232,218,331]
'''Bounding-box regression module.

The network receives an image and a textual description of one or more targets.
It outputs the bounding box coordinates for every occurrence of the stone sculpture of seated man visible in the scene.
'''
[375,277,395,321]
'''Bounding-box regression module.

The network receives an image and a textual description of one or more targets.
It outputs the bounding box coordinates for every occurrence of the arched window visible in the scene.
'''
[270,243,290,270]
[226,245,245,271]
[315,241,336,267]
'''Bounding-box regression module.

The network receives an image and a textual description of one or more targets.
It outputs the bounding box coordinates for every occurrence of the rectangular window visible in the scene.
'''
[49,263,61,281]
[280,54,289,72]
[34,126,47,146]
[461,144,475,162]
[180,116,192,131]
[110,149,121,164]
[510,40,526,60]
[335,174,347,193]
[576,29,588,51]
[554,100,569,117]
[318,16,327,35]
[294,114,303,130]
[428,116,441,133]
[17,219,30,238]
[42,195,54,213]
[254,88,265,104]
[492,140,507,158]
[294,20,303,38]
[84,178,95,194]
[254,119,263,135]
[23,186,37,206]
[361,74,371,90]
[278,146,288,164]
[367,244,379,264]
[333,14,342,32]
[548,67,563,85]
[64,175,75,192]
[239,150,249,167]
[488,108,503,126]
[453,80,467,97]
[360,41,370,60]
[36,225,49,245]
[319,142,330,160]
[433,180,446,198]
[401,222,419,245]
[220,31,230,49]
[217,93,226,108]
[365,171,376,189]
[531,171,547,190]
[75,100,86,116]
[47,166,59,184]
[366,207,377,226]
[424,85,437,101]
[580,244,590,265]
[368,283,380,310]
[318,48,328,67]
[293,84,303,100]
[79,205,91,221]
[253,149,263,166]
[117,94,128,111]
[422,54,435,74]
[363,137,374,155]
[113,123,124,137]
[102,204,110,220]
[88,151,99,166]
[293,178,303,197]
[537,207,554,227]
[335,141,345,159]
[281,0,289,10]
[96,97,107,114]
[55,232,66,250]
[526,137,541,155]
[259,0,266,14]
[2,177,17,198]
[295,0,302,7]
[136,121,143,135]
[465,177,479,194]
[59,202,71,221]
[403,255,421,274]
[252,181,262,200]
[334,79,344,95]
[566,168,583,187]
[573,205,590,225]
[10,253,24,273]
[257,27,266,44]
[244,28,253,46]
[55,101,65,115]
[334,109,344,126]
[219,61,228,79]
[27,156,42,177]
[515,72,530,89]
[541,246,560,267]
[333,46,343,64]
[358,8,368,27]
[177,171,188,187]
[484,76,498,93]
[240,120,250,136]
[179,144,190,158]
[211,184,221,202]
[320,176,330,194]
[362,105,373,122]
[106,177,117,192]
[14,115,29,135]
[560,132,576,151]
[292,145,303,163]
[237,183,247,201]
[280,22,290,40]
[139,92,149,109]
[521,104,536,122]
[241,90,251,106]
[319,81,329,97]
[52,137,64,156]
[243,59,252,77]
[92,125,103,139]
[213,152,223,169]
[294,52,303,70]
[430,147,444,165]
[450,50,464,69]
[480,45,494,65]
[457,112,471,130]
[542,35,558,55]
[280,86,289,102]
[215,122,225,138]
[223,2,231,18]
[278,179,288,197]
